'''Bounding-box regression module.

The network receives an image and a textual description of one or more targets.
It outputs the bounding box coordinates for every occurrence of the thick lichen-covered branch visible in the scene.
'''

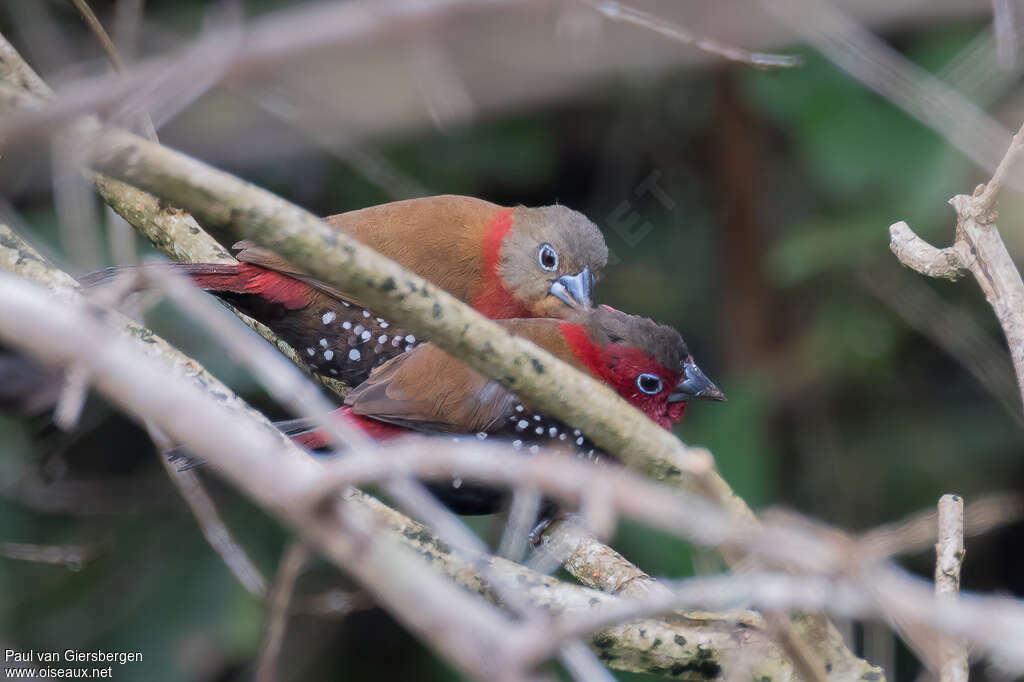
[354,492,795,680]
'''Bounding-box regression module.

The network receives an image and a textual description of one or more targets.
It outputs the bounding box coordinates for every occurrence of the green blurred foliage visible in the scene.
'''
[2,3,1022,681]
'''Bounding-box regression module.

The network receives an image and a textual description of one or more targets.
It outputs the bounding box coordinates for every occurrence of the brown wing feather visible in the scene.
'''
[344,317,590,433]
[345,344,516,433]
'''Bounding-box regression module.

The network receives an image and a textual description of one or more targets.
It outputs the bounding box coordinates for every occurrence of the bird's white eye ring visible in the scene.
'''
[538,243,558,271]
[636,373,662,395]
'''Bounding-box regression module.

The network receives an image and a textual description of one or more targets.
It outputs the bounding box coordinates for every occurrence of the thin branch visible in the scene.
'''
[255,542,310,682]
[497,487,541,562]
[52,363,91,431]
[150,423,269,599]
[0,32,51,97]
[858,492,1021,562]
[975,120,1024,212]
[291,588,373,618]
[68,0,158,141]
[0,0,521,143]
[859,268,1023,426]
[579,0,802,69]
[69,0,126,72]
[936,494,969,682]
[992,0,1020,70]
[760,0,1020,186]
[0,541,101,566]
[112,0,145,65]
[539,520,671,598]
[890,118,1024,419]
[888,221,967,281]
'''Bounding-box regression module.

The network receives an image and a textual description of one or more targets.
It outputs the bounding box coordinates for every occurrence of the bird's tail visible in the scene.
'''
[163,406,403,470]
[275,406,405,452]
[80,262,316,310]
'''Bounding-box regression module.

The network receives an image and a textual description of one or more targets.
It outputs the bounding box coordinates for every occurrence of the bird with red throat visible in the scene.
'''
[283,305,725,513]
[86,195,608,387]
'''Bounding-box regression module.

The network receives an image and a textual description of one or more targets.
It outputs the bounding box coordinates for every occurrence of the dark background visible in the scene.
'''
[1,1,1022,680]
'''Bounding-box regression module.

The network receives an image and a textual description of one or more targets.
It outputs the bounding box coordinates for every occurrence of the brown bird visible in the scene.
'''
[86,195,608,386]
[283,305,725,513]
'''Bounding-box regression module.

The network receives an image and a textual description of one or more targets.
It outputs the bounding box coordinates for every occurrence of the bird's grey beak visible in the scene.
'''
[549,268,593,309]
[667,360,726,403]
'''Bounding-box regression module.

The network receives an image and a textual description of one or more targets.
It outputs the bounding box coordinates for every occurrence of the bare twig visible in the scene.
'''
[69,0,126,72]
[52,129,105,271]
[112,0,145,65]
[292,588,373,618]
[0,541,101,566]
[53,363,91,431]
[68,0,158,141]
[0,31,51,97]
[149,422,269,599]
[888,222,967,281]
[539,520,671,598]
[760,0,1019,186]
[255,542,310,682]
[579,0,802,69]
[890,119,1024,417]
[992,0,1020,69]
[497,487,542,562]
[859,268,1023,427]
[0,0,519,143]
[936,494,969,682]
[858,492,1021,562]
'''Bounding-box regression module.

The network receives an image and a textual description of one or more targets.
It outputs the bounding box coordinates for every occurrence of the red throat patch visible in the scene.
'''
[471,209,531,318]
[559,322,684,430]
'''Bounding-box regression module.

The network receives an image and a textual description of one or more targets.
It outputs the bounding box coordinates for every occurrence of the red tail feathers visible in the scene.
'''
[176,263,316,310]
[280,406,405,452]
[81,263,317,310]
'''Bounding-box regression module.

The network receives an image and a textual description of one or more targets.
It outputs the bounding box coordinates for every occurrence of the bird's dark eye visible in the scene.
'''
[538,243,558,271]
[636,373,662,395]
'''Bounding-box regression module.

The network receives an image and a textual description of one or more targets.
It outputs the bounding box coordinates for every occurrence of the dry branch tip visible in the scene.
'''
[889,221,966,280]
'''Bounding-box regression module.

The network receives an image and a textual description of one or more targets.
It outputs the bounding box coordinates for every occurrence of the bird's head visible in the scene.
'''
[495,205,608,317]
[560,305,725,429]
